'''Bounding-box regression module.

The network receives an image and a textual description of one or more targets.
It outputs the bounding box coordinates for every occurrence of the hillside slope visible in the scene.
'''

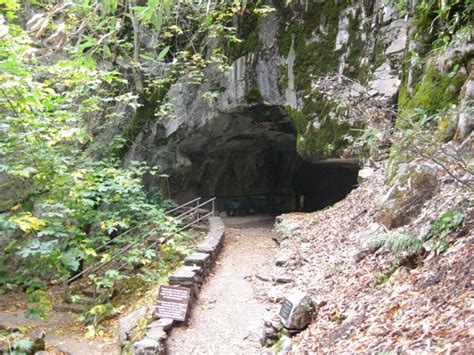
[272,159,472,353]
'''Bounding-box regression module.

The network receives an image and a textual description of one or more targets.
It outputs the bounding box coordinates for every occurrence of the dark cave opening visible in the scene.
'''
[171,105,360,214]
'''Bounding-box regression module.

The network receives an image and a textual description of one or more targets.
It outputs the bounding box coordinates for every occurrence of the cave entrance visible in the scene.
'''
[172,105,359,215]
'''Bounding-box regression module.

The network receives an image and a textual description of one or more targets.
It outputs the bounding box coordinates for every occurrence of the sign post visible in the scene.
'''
[154,285,191,321]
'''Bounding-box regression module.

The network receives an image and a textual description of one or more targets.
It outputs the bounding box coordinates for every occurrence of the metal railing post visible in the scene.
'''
[197,197,201,223]
[63,278,68,301]
[212,198,215,216]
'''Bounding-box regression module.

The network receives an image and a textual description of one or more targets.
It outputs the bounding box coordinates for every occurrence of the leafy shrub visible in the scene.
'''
[424,210,464,254]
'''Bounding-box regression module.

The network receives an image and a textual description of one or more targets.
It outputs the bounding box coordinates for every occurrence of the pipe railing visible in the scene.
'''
[64,197,215,298]
[72,204,186,267]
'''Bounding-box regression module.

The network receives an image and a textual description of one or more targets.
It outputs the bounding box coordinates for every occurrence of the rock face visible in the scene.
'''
[455,66,474,142]
[279,291,315,330]
[378,163,438,228]
[120,1,407,207]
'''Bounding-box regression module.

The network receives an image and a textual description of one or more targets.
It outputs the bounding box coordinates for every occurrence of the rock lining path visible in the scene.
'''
[166,215,277,354]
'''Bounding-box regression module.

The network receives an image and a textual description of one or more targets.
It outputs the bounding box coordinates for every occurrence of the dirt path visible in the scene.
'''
[166,215,277,354]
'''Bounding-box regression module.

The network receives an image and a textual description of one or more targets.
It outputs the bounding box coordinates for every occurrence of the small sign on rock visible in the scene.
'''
[279,297,293,321]
[154,285,191,322]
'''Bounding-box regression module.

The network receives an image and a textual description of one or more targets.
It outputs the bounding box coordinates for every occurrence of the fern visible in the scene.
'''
[375,232,424,253]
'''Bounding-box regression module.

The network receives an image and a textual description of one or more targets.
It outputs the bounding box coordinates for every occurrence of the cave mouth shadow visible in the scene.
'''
[172,104,360,215]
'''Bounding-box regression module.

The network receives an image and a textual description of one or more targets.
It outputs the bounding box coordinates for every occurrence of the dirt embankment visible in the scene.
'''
[271,162,473,353]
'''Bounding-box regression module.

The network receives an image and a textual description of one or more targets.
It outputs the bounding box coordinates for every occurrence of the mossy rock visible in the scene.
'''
[397,64,466,127]
[389,63,466,175]
[286,102,356,162]
[378,163,438,229]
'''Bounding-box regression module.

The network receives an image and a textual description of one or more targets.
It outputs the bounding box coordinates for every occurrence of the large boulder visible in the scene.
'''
[378,162,438,228]
[273,215,305,244]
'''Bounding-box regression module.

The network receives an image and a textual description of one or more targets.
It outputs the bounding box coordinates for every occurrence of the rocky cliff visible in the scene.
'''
[116,0,471,210]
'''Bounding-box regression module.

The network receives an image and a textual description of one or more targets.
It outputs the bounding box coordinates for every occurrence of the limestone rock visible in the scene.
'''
[385,27,407,55]
[274,250,292,266]
[132,337,164,355]
[267,287,285,303]
[455,70,473,141]
[378,163,438,228]
[273,216,303,244]
[368,63,401,99]
[145,327,167,342]
[272,273,293,284]
[148,318,174,331]
[279,291,315,330]
[358,167,374,180]
[119,307,148,345]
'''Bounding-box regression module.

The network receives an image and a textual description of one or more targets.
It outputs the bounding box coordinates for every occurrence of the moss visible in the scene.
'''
[275,1,373,160]
[343,8,370,82]
[278,22,305,58]
[436,110,457,142]
[277,1,348,93]
[244,86,263,104]
[397,64,466,126]
[278,64,289,90]
[300,117,352,161]
[285,93,355,161]
[285,105,308,134]
[388,63,466,178]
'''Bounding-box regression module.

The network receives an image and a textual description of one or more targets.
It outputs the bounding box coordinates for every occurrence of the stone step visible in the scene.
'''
[82,288,106,298]
[71,296,95,305]
[191,223,208,232]
[196,232,224,258]
[168,265,202,286]
[53,304,85,314]
[184,252,211,267]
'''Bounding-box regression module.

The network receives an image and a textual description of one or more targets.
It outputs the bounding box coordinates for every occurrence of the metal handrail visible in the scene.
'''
[165,197,201,215]
[74,205,184,265]
[174,199,213,220]
[67,225,161,283]
[64,197,215,288]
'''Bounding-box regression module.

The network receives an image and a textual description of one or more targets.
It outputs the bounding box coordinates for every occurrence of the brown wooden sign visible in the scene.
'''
[154,285,191,321]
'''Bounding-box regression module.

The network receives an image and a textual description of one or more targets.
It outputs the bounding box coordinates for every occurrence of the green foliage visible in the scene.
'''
[397,65,466,125]
[424,210,464,255]
[0,5,181,318]
[374,210,465,283]
[25,288,51,320]
[375,257,403,285]
[410,0,472,52]
[13,338,34,353]
[83,302,122,337]
[376,210,465,257]
[375,232,424,254]
[344,128,377,158]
